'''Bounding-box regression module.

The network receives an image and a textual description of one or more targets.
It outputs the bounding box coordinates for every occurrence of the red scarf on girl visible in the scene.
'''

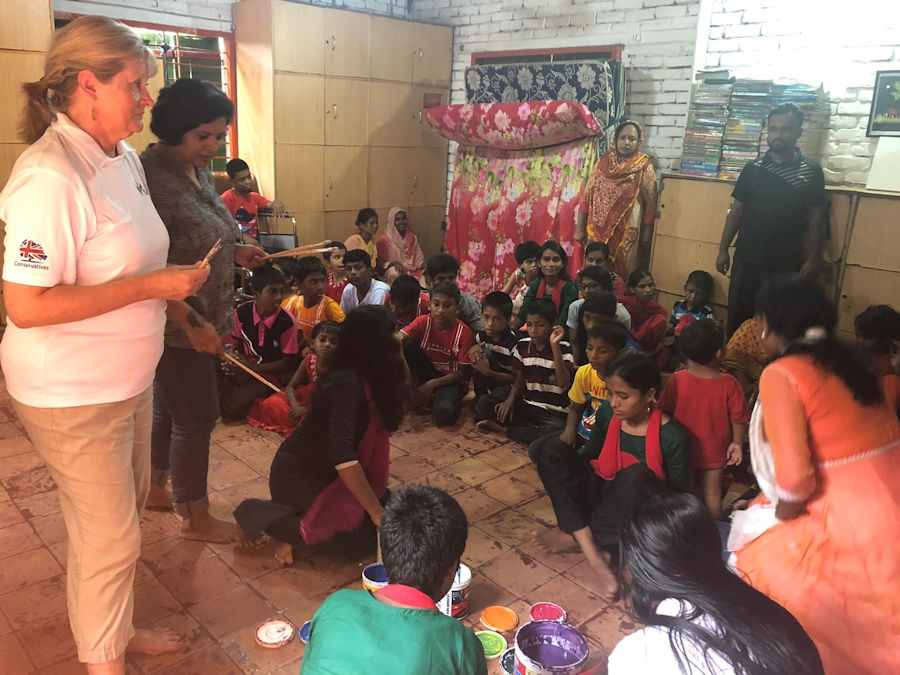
[590,405,666,482]
[537,278,564,310]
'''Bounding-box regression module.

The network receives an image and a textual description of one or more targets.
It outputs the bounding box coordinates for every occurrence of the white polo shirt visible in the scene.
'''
[0,114,169,408]
[340,278,389,314]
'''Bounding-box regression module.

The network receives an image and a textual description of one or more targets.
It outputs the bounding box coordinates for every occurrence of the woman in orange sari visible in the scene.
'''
[728,276,900,674]
[575,120,658,278]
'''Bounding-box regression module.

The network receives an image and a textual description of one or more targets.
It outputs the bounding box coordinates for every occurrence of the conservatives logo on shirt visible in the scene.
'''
[15,239,49,270]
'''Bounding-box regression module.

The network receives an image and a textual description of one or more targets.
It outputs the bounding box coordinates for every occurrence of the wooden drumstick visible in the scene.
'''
[222,352,281,393]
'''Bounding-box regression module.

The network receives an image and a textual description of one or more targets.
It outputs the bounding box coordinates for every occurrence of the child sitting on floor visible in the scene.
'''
[584,241,626,300]
[670,269,715,333]
[535,351,689,599]
[220,158,286,243]
[400,281,475,427]
[502,240,540,320]
[301,486,486,675]
[220,265,299,423]
[388,274,430,331]
[424,253,483,333]
[469,291,519,398]
[574,291,641,365]
[281,256,345,348]
[513,240,579,332]
[476,298,575,444]
[568,266,631,360]
[659,319,749,518]
[621,269,667,361]
[383,261,406,287]
[722,316,768,401]
[340,249,390,313]
[345,207,380,270]
[247,321,339,435]
[323,241,348,303]
[854,304,900,411]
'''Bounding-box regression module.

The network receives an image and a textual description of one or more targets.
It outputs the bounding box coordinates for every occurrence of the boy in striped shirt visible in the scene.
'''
[400,281,475,427]
[469,291,519,398]
[475,298,574,444]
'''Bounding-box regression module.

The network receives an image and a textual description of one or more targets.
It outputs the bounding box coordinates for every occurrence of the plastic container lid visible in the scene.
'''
[529,601,567,622]
[254,619,295,648]
[299,620,312,644]
[480,605,519,632]
[475,630,508,659]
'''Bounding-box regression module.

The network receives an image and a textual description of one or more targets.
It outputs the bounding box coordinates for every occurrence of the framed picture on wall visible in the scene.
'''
[867,70,900,137]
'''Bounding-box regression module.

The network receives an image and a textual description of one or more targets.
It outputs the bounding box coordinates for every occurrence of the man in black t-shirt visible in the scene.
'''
[716,103,826,336]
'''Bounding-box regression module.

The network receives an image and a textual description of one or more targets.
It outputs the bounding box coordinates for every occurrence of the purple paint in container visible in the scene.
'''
[513,620,589,675]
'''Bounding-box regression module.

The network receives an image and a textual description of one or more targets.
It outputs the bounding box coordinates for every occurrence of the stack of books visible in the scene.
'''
[719,79,772,179]
[680,77,733,177]
[759,81,830,161]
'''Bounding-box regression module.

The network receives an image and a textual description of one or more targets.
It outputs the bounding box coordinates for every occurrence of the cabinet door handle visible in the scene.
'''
[416,111,423,123]
[330,34,336,51]
[412,175,418,188]
[416,47,423,59]
[332,103,338,119]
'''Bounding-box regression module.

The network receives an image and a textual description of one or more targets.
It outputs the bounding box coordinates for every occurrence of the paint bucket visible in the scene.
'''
[362,562,389,592]
[514,620,589,675]
[298,620,312,644]
[500,647,516,674]
[528,602,567,623]
[436,563,472,618]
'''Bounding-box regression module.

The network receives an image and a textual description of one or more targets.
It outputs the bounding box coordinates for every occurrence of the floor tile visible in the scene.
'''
[18,611,77,669]
[207,460,259,492]
[141,537,213,576]
[208,443,238,467]
[133,577,183,627]
[13,488,61,520]
[216,432,279,461]
[0,483,10,503]
[462,572,517,621]
[0,521,42,559]
[479,548,558,598]
[38,655,86,674]
[454,488,508,523]
[387,454,434,483]
[477,508,545,548]
[30,511,67,546]
[516,494,559,529]
[248,567,332,623]
[0,451,44,480]
[1,465,55,499]
[189,584,275,639]
[476,444,532,473]
[240,451,273,476]
[579,603,639,653]
[463,525,511,569]
[564,559,624,599]
[516,531,584,574]
[157,555,242,607]
[477,473,544,507]
[526,575,609,628]
[415,469,470,495]
[410,437,470,468]
[206,542,284,581]
[139,512,183,545]
[444,457,503,487]
[216,476,271,506]
[154,643,243,674]
[508,463,545,491]
[0,500,24,528]
[0,632,34,673]
[0,436,33,459]
[0,574,67,630]
[0,546,63,595]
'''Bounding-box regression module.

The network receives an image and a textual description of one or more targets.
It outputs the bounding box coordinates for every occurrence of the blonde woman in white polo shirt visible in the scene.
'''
[0,16,221,674]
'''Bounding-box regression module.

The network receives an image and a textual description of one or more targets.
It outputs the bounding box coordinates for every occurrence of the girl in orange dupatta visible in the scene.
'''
[576,120,658,278]
[376,207,426,282]
[728,277,900,674]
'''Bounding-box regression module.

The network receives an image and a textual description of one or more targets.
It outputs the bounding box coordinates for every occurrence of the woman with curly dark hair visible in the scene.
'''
[234,304,410,564]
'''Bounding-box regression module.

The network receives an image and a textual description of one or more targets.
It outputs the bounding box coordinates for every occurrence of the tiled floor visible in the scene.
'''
[0,392,644,674]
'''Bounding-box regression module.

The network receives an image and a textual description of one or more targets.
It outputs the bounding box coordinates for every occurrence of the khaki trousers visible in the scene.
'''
[13,388,152,664]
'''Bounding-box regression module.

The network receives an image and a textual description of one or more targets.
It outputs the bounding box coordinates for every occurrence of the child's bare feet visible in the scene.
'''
[273,540,294,566]
[235,527,269,550]
[586,552,618,601]
[538,528,580,554]
[476,419,505,434]
[146,484,173,511]
[181,512,236,543]
[126,627,183,655]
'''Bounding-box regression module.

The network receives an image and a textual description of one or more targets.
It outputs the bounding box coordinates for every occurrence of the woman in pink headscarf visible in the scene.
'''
[376,207,426,281]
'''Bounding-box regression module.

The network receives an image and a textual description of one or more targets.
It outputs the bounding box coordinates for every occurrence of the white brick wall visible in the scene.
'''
[53,0,407,32]
[411,0,703,190]
[701,0,898,184]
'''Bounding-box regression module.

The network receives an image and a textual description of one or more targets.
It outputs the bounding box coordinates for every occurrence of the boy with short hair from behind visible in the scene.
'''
[424,253,483,334]
[584,241,626,300]
[503,240,541,320]
[221,157,286,242]
[323,241,348,303]
[301,485,486,675]
[340,249,390,313]
[469,291,519,398]
[476,298,575,444]
[400,281,475,427]
[658,319,749,518]
[220,264,299,422]
[389,274,430,330]
[281,256,344,347]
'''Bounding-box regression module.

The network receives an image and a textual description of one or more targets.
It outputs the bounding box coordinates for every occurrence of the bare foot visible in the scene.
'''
[235,527,269,550]
[586,552,618,601]
[538,528,580,554]
[273,540,294,566]
[476,419,505,434]
[126,627,183,656]
[181,512,236,543]
[146,484,173,512]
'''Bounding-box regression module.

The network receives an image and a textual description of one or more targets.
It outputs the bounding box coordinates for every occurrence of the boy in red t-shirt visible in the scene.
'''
[221,158,286,242]
[658,319,749,518]
[400,280,474,427]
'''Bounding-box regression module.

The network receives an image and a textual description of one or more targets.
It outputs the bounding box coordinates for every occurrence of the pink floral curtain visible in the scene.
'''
[446,138,598,298]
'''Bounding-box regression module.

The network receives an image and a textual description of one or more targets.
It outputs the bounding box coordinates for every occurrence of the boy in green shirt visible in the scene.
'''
[301,486,487,674]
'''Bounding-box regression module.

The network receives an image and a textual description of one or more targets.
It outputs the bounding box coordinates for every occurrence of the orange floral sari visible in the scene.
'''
[580,120,658,278]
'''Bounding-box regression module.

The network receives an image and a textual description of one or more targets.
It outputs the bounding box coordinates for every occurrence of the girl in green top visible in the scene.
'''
[513,240,580,331]
[536,351,689,600]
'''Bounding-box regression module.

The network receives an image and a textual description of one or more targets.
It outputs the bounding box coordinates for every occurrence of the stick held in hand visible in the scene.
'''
[222,352,281,393]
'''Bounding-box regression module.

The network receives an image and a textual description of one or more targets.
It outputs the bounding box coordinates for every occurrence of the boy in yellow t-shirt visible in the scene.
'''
[282,257,344,350]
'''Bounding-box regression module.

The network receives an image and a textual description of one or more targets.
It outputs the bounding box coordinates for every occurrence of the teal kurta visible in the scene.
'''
[301,589,487,675]
[516,278,580,329]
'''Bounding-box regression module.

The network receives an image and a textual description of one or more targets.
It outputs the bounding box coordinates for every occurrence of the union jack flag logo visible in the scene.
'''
[19,240,47,263]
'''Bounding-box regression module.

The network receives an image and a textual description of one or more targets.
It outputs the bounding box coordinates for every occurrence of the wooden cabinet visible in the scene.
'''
[234,0,450,246]
[0,52,46,143]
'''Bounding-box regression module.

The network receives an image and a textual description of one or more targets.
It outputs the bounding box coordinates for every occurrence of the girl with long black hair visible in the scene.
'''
[730,275,900,673]
[234,304,410,564]
[512,240,580,330]
[609,492,823,674]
